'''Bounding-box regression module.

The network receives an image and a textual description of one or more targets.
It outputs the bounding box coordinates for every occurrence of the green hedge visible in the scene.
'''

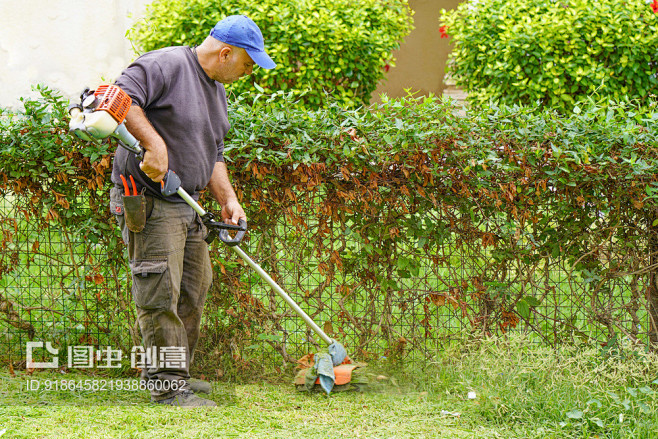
[2,88,658,375]
[440,0,658,112]
[0,86,116,246]
[128,0,413,108]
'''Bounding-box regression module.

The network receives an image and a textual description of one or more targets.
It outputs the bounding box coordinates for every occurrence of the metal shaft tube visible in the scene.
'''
[176,187,207,217]
[230,245,333,346]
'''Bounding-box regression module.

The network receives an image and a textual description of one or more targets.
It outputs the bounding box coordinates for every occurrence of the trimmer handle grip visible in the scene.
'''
[219,219,248,247]
[160,170,182,196]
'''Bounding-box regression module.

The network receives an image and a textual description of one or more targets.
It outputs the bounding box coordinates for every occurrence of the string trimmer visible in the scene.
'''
[68,84,366,393]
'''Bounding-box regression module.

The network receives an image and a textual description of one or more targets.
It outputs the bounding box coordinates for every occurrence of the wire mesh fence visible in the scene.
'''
[1,185,654,378]
[0,192,135,368]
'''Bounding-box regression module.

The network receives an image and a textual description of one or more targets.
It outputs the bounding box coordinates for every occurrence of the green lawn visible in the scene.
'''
[2,334,657,438]
[1,384,497,439]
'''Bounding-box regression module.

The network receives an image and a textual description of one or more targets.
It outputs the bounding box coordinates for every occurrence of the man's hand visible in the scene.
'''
[208,162,247,226]
[139,141,169,182]
[221,198,247,226]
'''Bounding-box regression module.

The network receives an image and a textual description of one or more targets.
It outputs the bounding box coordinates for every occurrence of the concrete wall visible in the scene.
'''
[0,0,149,109]
[372,0,461,102]
[0,0,461,109]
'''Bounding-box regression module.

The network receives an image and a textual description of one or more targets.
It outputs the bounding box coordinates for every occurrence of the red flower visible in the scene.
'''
[384,64,390,73]
[652,0,658,13]
[439,25,449,39]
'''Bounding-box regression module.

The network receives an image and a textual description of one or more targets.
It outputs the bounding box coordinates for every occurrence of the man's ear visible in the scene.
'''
[218,46,233,63]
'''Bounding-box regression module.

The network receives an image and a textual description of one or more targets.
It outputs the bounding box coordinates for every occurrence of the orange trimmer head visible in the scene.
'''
[294,353,368,393]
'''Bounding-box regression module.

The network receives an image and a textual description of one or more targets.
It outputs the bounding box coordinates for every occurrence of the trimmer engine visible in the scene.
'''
[68,85,142,157]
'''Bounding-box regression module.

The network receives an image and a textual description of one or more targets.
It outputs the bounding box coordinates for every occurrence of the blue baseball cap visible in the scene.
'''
[210,15,276,69]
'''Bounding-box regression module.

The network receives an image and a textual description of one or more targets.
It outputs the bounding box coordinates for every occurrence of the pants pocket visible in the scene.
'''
[130,259,171,310]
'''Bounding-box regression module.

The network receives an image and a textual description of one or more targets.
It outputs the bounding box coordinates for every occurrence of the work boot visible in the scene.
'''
[188,378,212,394]
[153,390,217,407]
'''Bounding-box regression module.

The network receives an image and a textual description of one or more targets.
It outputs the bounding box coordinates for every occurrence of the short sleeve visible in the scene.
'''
[114,53,167,108]
[216,140,225,162]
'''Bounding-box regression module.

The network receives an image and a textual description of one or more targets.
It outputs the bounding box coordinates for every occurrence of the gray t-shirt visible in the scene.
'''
[111,46,230,201]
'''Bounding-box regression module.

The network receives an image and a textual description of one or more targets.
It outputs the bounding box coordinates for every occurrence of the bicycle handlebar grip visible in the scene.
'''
[219,219,247,247]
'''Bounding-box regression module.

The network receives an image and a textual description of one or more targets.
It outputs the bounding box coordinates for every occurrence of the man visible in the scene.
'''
[109,15,276,407]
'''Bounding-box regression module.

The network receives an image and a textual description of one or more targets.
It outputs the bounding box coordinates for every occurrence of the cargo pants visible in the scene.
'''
[110,186,212,401]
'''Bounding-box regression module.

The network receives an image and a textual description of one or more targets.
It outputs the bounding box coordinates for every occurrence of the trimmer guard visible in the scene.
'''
[293,363,359,386]
[294,360,368,392]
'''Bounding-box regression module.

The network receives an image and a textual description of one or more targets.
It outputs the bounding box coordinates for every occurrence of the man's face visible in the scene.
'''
[214,47,255,84]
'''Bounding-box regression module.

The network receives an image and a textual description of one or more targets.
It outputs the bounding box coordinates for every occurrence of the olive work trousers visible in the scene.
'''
[110,187,212,401]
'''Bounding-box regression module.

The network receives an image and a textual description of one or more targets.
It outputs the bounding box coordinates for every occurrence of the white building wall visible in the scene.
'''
[0,0,150,109]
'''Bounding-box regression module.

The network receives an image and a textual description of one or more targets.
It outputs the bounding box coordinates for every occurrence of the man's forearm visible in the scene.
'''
[208,162,238,205]
[124,106,169,181]
[208,161,246,224]
[124,106,165,149]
